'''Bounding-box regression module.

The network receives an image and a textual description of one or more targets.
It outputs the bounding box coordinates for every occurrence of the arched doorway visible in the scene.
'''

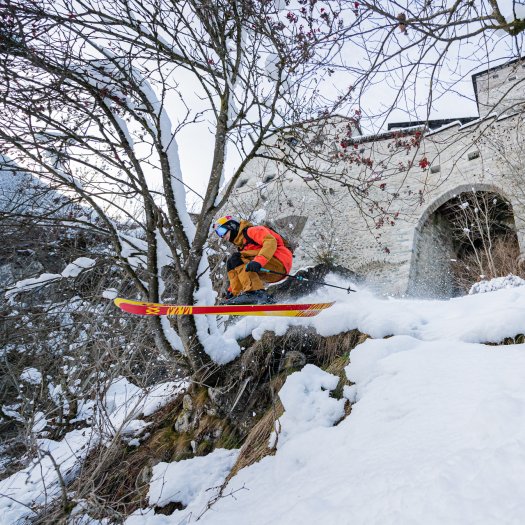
[408,185,520,298]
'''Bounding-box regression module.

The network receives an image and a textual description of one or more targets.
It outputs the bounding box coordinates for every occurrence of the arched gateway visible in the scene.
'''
[408,184,519,298]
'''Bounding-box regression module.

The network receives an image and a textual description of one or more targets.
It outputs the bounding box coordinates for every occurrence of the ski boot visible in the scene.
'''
[222,290,276,305]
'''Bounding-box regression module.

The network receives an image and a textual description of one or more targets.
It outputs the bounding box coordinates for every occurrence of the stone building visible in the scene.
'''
[227,58,525,298]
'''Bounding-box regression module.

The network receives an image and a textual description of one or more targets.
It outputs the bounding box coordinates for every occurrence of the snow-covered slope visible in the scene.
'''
[4,276,525,524]
[208,274,525,364]
[0,378,186,524]
[123,276,525,525]
[188,338,525,525]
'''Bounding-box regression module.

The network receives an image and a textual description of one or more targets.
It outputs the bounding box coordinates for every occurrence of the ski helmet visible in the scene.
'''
[213,215,240,240]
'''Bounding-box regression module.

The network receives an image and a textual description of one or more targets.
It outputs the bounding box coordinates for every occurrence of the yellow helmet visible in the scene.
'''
[213,215,240,239]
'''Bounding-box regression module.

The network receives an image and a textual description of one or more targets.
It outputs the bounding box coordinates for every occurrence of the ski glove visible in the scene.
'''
[245,261,262,273]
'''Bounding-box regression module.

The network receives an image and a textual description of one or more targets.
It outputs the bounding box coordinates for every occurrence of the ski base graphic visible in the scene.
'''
[114,298,335,318]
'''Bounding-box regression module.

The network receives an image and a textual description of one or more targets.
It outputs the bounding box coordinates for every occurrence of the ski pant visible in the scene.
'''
[226,250,287,295]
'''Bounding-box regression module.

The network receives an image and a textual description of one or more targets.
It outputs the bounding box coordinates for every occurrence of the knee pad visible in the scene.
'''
[226,252,244,272]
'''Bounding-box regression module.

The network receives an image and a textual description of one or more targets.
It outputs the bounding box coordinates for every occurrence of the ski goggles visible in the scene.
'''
[214,225,229,238]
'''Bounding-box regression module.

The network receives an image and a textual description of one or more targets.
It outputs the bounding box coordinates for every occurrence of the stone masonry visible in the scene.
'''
[227,59,525,298]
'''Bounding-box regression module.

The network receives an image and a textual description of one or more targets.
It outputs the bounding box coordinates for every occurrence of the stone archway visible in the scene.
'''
[407,183,518,298]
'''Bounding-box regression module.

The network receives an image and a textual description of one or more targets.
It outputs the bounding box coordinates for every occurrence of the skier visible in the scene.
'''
[213,215,293,305]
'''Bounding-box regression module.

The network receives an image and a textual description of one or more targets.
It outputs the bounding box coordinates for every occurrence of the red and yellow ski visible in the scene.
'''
[114,298,335,318]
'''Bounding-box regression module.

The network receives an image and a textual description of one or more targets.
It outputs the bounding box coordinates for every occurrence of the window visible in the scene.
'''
[467,151,480,161]
[430,165,441,174]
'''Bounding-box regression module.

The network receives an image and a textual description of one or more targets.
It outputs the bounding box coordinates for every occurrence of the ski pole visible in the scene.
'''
[256,267,356,293]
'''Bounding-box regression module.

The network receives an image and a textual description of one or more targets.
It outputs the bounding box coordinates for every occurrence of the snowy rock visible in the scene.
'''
[20,367,42,385]
[269,364,345,449]
[174,410,196,434]
[146,448,239,509]
[173,394,198,433]
[182,394,193,412]
[207,386,223,406]
[469,274,525,294]
[278,350,307,371]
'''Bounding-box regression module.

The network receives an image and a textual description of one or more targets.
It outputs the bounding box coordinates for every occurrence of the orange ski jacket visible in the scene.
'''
[233,220,293,273]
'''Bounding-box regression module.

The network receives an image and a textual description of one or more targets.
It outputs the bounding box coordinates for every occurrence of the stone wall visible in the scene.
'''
[227,60,525,297]
[473,58,525,119]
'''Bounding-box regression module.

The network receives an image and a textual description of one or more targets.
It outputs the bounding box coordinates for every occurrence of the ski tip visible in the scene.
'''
[114,297,139,309]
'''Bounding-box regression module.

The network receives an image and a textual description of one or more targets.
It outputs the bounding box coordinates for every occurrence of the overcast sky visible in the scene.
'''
[172,2,525,210]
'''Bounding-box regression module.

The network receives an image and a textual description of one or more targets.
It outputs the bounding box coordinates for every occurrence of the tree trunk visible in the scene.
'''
[176,278,217,385]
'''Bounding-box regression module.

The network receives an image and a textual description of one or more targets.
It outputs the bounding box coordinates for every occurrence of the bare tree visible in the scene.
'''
[440,190,520,289]
[1,0,525,385]
[349,1,525,127]
[0,0,361,383]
